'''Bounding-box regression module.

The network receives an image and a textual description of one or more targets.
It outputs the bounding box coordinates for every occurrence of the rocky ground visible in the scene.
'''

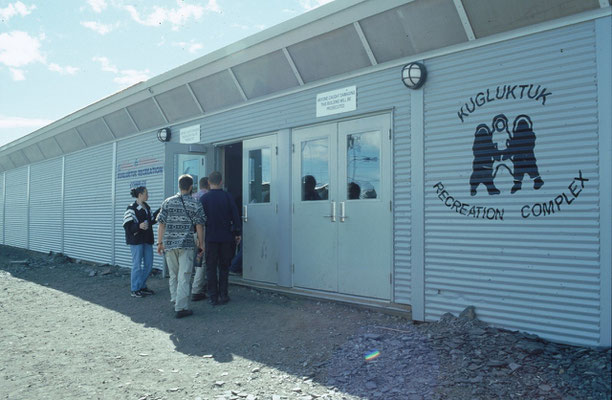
[0,245,610,400]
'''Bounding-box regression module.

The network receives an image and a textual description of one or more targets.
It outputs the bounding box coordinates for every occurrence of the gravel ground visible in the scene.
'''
[0,245,610,400]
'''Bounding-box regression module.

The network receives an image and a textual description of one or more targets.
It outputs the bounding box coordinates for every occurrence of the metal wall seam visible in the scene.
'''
[26,166,30,249]
[114,132,165,271]
[29,158,63,253]
[61,156,65,253]
[64,144,114,264]
[111,142,117,264]
[595,15,611,347]
[422,21,601,346]
[1,172,4,244]
[409,82,424,317]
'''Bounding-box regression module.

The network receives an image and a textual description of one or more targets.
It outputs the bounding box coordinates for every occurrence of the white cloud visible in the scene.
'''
[172,40,203,54]
[0,31,45,68]
[0,115,53,129]
[230,23,249,30]
[121,0,220,30]
[0,1,36,22]
[9,68,25,81]
[48,63,79,75]
[92,56,150,86]
[299,0,334,11]
[113,69,150,86]
[80,20,116,35]
[87,0,107,13]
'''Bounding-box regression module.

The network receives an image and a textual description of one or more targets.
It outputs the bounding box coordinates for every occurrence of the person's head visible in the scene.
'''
[178,174,194,193]
[348,182,361,199]
[130,186,148,202]
[303,175,316,192]
[208,171,222,188]
[199,177,209,190]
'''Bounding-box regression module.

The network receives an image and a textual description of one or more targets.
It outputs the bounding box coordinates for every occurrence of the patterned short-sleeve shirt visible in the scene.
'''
[157,193,205,250]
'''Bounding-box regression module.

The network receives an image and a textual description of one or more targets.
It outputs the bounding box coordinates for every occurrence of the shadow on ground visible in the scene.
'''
[0,245,401,396]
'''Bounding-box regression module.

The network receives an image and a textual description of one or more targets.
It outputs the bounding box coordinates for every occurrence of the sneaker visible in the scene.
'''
[175,309,193,319]
[229,270,242,276]
[218,295,230,305]
[131,290,143,298]
[140,287,155,295]
[208,297,219,306]
[191,292,207,301]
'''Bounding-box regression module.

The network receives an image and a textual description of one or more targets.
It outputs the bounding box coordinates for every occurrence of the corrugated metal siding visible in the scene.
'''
[3,167,28,248]
[0,173,4,244]
[423,22,600,345]
[64,144,113,264]
[114,133,165,270]
[29,158,63,253]
[171,67,413,304]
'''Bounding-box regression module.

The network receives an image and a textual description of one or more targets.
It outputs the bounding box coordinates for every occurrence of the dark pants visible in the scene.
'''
[206,241,234,300]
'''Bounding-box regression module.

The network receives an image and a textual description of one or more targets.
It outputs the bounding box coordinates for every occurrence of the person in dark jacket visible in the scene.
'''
[123,186,159,298]
[201,171,241,305]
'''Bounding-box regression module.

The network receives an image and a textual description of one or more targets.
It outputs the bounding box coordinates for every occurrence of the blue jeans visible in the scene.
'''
[130,243,153,292]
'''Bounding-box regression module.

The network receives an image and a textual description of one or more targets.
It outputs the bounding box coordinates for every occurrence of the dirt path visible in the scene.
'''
[0,246,399,400]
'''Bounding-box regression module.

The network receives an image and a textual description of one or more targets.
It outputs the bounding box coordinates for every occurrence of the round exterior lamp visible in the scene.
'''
[157,128,170,142]
[401,62,427,89]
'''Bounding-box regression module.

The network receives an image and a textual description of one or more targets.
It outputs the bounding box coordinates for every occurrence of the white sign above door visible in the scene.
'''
[179,125,201,144]
[316,86,357,117]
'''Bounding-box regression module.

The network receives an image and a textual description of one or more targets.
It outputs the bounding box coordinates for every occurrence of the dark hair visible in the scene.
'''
[178,174,194,191]
[199,177,209,189]
[130,186,146,198]
[208,171,222,185]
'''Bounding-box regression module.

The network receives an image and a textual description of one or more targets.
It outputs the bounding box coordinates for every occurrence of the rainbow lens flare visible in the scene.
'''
[364,350,380,361]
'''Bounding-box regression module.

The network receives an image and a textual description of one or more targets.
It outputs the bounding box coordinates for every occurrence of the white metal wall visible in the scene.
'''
[64,144,114,264]
[29,158,63,253]
[4,167,28,248]
[422,22,601,345]
[114,133,165,270]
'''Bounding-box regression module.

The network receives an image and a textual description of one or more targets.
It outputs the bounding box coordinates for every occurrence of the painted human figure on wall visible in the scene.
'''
[503,114,544,193]
[470,124,501,196]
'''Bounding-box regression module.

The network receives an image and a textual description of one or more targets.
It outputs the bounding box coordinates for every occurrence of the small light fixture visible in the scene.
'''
[401,62,427,90]
[157,128,170,142]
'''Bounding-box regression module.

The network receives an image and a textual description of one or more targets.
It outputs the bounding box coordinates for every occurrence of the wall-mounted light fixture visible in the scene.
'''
[157,128,171,142]
[401,62,427,90]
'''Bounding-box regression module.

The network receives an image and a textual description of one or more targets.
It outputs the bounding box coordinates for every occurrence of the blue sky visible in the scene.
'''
[0,0,333,147]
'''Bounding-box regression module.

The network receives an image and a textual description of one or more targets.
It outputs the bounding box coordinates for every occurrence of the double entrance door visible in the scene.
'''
[292,113,392,300]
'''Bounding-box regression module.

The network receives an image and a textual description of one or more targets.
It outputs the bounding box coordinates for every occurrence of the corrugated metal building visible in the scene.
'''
[0,0,610,347]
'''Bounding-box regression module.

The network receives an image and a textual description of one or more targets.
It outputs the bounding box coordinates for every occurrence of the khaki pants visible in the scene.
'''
[165,248,194,312]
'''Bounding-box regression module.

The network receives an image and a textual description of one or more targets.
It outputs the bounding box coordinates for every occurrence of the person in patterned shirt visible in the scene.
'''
[156,174,205,318]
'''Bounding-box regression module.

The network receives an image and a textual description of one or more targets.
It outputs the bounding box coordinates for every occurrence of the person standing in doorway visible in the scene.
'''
[156,175,205,318]
[191,177,210,301]
[123,186,158,298]
[201,171,241,305]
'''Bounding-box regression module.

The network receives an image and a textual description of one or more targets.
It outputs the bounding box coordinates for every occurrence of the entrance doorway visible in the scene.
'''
[291,114,392,300]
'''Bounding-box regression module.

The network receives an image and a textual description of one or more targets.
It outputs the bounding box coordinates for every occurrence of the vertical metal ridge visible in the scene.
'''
[595,16,612,347]
[111,142,117,265]
[410,82,424,320]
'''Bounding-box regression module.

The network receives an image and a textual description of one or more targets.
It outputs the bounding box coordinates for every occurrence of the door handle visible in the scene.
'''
[323,201,336,222]
[242,205,248,222]
[340,201,347,222]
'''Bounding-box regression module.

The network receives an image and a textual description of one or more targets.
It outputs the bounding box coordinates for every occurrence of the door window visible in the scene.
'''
[346,131,380,200]
[248,148,271,203]
[175,154,206,194]
[300,138,329,201]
